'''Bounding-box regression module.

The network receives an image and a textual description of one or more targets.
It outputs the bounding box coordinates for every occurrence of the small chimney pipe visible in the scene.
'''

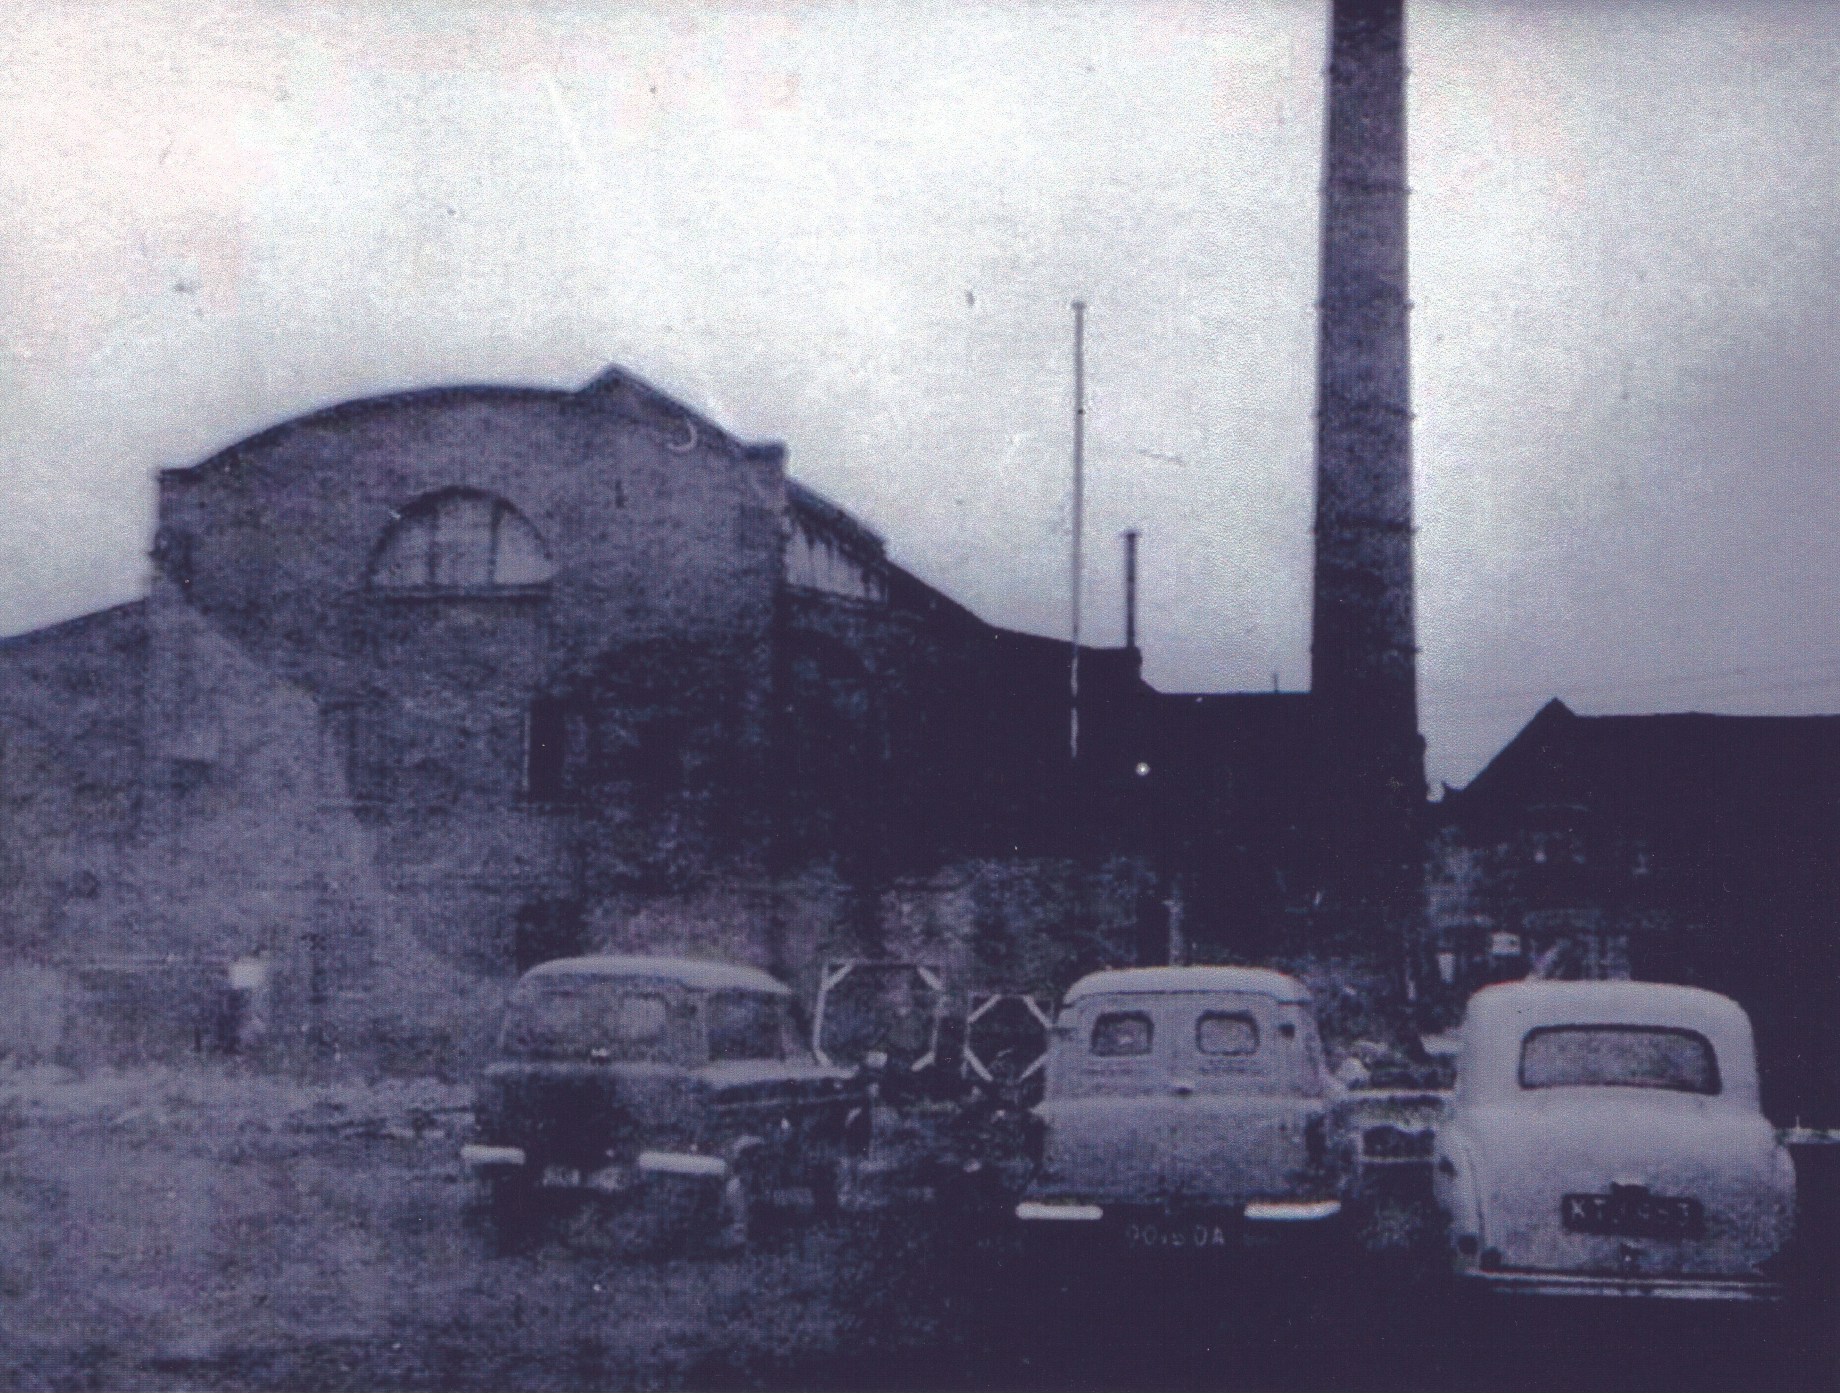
[1122,528,1140,651]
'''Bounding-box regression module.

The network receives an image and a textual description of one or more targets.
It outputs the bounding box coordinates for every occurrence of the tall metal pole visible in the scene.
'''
[1122,528,1139,651]
[1070,300,1086,763]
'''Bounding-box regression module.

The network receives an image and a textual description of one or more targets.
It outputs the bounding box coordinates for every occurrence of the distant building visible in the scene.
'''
[1429,698,1840,1122]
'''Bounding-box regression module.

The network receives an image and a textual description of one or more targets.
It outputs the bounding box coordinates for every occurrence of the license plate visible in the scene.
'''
[1562,1190,1704,1239]
[586,1165,632,1194]
[1123,1218,1233,1251]
[541,1165,582,1188]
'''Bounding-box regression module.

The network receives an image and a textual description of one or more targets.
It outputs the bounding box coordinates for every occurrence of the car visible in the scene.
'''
[460,955,871,1252]
[1432,979,1796,1300]
[1013,966,1351,1255]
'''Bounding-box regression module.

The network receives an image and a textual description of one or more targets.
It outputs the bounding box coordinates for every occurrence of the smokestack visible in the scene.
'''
[1309,0,1426,925]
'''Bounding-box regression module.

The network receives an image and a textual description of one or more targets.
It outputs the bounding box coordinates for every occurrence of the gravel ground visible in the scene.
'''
[0,1065,1832,1392]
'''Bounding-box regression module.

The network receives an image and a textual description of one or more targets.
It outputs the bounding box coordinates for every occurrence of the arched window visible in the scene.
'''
[369,488,554,591]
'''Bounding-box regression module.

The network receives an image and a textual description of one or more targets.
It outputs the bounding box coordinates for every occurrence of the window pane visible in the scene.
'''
[707,992,785,1062]
[1091,1011,1153,1057]
[373,491,555,590]
[1196,1011,1259,1056]
[612,994,668,1045]
[494,509,554,584]
[500,980,676,1062]
[1520,1026,1720,1094]
[373,514,433,587]
[432,494,495,586]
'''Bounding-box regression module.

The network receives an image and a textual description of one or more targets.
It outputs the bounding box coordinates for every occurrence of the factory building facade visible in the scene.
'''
[0,365,1199,1067]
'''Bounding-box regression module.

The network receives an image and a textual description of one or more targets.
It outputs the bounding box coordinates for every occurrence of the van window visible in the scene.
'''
[1091,1011,1154,1057]
[1196,1012,1259,1056]
[707,992,787,1062]
[500,979,675,1062]
[1520,1025,1720,1095]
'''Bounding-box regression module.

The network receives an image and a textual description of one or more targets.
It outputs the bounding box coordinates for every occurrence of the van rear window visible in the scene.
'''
[501,979,677,1062]
[1196,1012,1258,1056]
[1091,1011,1153,1057]
[1519,1025,1720,1095]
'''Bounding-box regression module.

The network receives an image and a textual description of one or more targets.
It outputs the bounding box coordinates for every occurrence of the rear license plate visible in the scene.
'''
[541,1165,582,1188]
[1562,1190,1704,1239]
[1123,1218,1233,1251]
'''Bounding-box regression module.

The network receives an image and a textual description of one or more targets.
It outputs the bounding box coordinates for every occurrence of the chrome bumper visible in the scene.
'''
[637,1150,728,1179]
[1015,1197,1342,1223]
[1468,1270,1784,1302]
[460,1143,526,1169]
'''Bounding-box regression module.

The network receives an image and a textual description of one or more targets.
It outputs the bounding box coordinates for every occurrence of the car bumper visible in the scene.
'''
[1465,1270,1785,1302]
[460,1145,728,1184]
[1014,1197,1343,1255]
[1015,1198,1341,1223]
[461,1143,527,1170]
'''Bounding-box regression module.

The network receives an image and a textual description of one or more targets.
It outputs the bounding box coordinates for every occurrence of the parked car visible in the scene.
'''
[1433,980,1796,1300]
[461,955,871,1251]
[1013,966,1351,1254]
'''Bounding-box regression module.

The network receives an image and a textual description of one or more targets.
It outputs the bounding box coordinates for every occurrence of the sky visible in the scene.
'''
[2,0,1837,791]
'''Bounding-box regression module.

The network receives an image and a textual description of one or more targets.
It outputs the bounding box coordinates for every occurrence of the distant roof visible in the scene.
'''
[1062,965,1311,1005]
[1448,697,1840,825]
[521,955,791,995]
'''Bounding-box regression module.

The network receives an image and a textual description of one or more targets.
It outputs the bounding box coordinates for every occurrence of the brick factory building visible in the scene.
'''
[0,364,1303,1066]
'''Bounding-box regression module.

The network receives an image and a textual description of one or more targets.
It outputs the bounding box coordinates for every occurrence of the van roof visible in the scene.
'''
[520,955,792,996]
[1062,965,1311,1005]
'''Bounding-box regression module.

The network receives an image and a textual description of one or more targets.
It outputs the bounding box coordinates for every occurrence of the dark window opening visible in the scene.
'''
[1520,1025,1721,1095]
[1196,1011,1259,1056]
[370,489,554,591]
[1091,1010,1154,1057]
[707,992,788,1062]
[500,979,678,1063]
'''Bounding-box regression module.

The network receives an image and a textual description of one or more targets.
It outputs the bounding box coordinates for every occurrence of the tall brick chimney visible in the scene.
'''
[1309,0,1426,933]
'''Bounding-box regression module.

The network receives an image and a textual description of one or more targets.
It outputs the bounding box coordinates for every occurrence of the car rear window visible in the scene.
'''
[707,992,787,1062]
[1091,1011,1153,1057]
[1519,1025,1721,1095]
[501,979,677,1062]
[1196,1011,1259,1056]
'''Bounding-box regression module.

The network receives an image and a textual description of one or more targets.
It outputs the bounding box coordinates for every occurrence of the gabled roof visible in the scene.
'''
[1449,698,1840,827]
[576,362,780,458]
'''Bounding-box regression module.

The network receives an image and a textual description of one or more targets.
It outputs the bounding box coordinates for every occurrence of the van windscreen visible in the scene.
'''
[501,978,678,1062]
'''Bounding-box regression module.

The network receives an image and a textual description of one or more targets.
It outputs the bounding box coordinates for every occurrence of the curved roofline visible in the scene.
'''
[161,384,580,481]
[1062,965,1311,1005]
[161,366,785,483]
[521,954,792,995]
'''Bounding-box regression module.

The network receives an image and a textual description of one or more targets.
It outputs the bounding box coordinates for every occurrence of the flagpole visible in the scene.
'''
[1069,299,1086,763]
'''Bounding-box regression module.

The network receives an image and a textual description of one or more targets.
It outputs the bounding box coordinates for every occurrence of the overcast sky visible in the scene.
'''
[2,0,1837,789]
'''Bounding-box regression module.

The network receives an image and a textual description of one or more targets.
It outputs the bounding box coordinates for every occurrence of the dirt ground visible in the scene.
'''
[0,1065,1832,1393]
